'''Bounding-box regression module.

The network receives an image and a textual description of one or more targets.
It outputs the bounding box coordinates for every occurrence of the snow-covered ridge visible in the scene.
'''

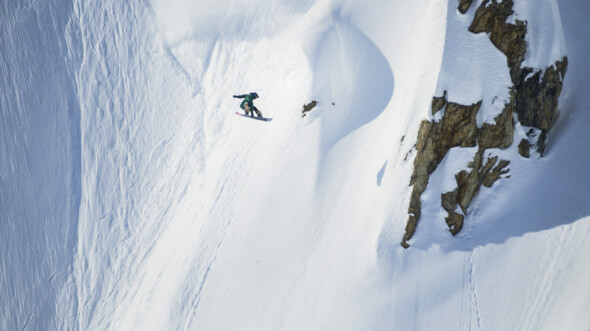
[1,0,588,329]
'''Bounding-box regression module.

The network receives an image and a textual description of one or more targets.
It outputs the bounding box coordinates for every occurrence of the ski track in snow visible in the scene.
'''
[468,249,482,330]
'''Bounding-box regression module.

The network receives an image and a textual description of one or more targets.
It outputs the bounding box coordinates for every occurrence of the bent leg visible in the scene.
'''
[252,106,262,117]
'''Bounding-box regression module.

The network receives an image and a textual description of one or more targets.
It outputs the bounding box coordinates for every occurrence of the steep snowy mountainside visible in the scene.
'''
[398,0,584,250]
[379,1,590,329]
[1,0,588,330]
[1,1,80,329]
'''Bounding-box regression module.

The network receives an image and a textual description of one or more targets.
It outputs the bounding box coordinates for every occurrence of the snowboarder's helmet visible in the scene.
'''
[250,92,259,99]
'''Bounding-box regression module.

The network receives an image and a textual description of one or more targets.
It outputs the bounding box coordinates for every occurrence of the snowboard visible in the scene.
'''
[235,112,272,122]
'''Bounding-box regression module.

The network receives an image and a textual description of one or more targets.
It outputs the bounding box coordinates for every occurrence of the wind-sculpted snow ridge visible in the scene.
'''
[1,0,588,330]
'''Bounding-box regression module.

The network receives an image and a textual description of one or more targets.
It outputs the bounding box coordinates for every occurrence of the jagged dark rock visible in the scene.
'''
[478,100,514,150]
[513,60,567,130]
[442,189,459,214]
[518,139,530,158]
[302,100,318,118]
[432,91,447,115]
[401,215,416,248]
[445,212,464,235]
[469,0,568,154]
[402,93,513,247]
[483,159,510,187]
[400,0,567,248]
[402,96,482,247]
[513,57,568,154]
[442,189,464,236]
[409,99,481,194]
[469,0,527,81]
[455,150,485,213]
[458,0,473,14]
[454,151,509,215]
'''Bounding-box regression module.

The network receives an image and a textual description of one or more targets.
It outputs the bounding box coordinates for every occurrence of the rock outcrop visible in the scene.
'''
[469,0,567,155]
[458,0,473,14]
[402,98,482,247]
[400,0,567,248]
[302,100,318,118]
[512,58,568,155]
[401,94,512,248]
[469,0,528,81]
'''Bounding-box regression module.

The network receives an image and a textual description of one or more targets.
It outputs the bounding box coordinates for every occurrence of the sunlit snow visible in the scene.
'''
[1,0,588,330]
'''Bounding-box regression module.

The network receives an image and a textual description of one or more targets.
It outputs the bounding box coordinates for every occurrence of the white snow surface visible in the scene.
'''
[1,0,589,330]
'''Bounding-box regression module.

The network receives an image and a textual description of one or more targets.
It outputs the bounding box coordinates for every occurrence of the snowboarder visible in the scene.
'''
[233,92,263,118]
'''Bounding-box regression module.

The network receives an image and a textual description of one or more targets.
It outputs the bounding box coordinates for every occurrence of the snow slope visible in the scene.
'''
[1,0,588,330]
[1,1,81,329]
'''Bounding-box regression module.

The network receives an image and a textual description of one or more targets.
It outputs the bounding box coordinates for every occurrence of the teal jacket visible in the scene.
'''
[234,94,258,111]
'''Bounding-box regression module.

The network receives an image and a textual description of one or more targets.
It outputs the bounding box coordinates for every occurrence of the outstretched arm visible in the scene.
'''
[233,94,249,98]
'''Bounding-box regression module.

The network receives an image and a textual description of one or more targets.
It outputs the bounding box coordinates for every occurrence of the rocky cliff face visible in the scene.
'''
[469,0,567,156]
[401,0,568,248]
[513,58,568,155]
[469,0,528,80]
